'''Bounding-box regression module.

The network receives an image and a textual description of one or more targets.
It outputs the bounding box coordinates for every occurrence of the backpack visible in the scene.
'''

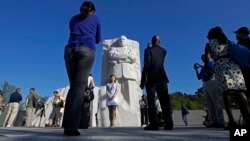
[228,41,250,68]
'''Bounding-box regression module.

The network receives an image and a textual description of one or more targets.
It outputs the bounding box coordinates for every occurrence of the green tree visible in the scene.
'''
[1,80,25,111]
[170,91,204,110]
[1,80,17,103]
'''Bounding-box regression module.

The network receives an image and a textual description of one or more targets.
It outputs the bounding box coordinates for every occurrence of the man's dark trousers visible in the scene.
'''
[146,83,173,127]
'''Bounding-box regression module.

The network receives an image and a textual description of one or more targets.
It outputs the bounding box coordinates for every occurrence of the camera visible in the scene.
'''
[194,63,201,69]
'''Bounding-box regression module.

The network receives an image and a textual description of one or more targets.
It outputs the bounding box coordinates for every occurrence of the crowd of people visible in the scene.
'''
[1,0,250,137]
[0,88,40,127]
[0,76,95,129]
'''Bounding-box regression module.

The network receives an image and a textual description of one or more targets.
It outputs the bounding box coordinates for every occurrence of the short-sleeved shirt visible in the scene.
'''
[52,96,64,107]
[139,99,147,109]
[200,59,215,82]
[9,92,22,103]
[26,93,40,108]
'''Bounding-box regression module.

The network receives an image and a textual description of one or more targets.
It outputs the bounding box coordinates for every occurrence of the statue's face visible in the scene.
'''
[119,36,127,47]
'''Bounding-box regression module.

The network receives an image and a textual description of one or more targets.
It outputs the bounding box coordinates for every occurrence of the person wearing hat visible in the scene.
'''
[234,27,250,48]
[234,26,250,106]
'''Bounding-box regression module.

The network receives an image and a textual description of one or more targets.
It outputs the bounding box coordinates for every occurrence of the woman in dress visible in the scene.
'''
[106,74,119,128]
[204,26,250,129]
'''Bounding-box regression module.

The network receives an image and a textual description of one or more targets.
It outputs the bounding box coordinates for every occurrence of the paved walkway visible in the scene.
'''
[0,126,229,141]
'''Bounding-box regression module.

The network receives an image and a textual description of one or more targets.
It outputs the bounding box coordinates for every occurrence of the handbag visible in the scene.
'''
[228,41,250,68]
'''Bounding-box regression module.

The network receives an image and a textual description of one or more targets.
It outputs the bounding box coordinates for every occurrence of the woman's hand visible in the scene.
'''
[110,95,115,100]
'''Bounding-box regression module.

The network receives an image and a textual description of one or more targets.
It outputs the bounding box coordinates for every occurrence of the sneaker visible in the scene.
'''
[6,125,12,127]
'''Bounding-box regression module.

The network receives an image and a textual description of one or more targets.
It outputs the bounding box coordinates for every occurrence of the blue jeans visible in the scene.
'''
[182,114,188,126]
[62,46,95,130]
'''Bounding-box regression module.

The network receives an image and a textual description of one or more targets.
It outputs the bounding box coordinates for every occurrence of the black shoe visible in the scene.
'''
[64,129,80,136]
[144,125,159,131]
[206,123,225,128]
[164,126,173,130]
[224,121,237,130]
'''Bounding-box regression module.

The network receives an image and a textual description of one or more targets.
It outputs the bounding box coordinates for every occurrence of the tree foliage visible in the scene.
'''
[1,80,25,111]
[170,91,204,110]
[1,80,17,103]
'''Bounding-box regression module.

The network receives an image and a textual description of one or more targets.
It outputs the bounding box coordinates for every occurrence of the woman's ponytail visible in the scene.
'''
[80,1,96,20]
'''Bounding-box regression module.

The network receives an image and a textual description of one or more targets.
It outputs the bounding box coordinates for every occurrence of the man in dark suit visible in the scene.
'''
[140,35,173,130]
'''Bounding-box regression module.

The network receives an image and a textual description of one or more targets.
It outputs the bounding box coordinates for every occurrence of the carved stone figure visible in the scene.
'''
[98,36,142,127]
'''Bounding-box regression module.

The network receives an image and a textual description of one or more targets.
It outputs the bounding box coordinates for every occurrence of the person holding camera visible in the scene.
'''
[194,54,224,128]
[48,91,64,127]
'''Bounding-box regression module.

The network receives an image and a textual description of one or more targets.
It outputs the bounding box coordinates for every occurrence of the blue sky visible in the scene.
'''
[0,0,250,99]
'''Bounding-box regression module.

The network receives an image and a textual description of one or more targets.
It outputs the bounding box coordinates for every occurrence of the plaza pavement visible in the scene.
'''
[0,126,229,141]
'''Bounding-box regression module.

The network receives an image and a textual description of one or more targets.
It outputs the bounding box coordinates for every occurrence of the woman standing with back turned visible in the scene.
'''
[205,26,250,129]
[62,1,101,136]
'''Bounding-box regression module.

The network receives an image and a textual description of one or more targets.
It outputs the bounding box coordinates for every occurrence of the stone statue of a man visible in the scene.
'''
[108,36,137,81]
[107,36,139,108]
[98,36,142,127]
